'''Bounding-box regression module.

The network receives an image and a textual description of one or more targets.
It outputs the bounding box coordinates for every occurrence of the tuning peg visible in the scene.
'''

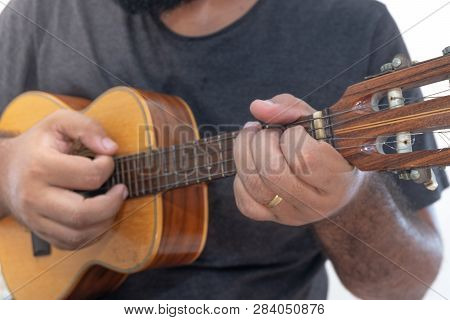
[380,62,395,73]
[392,56,405,69]
[380,54,412,73]
[399,168,439,191]
[424,170,439,191]
[444,47,450,86]
[367,54,413,79]
[443,46,450,56]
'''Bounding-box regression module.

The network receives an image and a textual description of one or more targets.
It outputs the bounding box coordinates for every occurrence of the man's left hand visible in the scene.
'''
[233,94,367,226]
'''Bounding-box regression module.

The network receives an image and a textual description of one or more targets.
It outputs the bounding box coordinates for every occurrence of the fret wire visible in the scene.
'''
[145,151,152,194]
[137,155,144,196]
[115,159,121,185]
[133,157,139,196]
[193,141,200,183]
[138,156,145,196]
[120,159,126,191]
[204,142,212,181]
[118,159,126,193]
[218,137,225,177]
[310,118,316,139]
[144,155,149,195]
[184,171,189,186]
[111,168,116,186]
[170,145,179,188]
[162,147,169,189]
[124,159,132,197]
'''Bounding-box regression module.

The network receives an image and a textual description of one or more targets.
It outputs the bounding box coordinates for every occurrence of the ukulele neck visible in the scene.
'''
[102,132,238,197]
[100,109,333,198]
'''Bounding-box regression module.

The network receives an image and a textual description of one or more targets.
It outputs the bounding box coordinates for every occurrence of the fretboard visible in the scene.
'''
[101,132,238,197]
[97,111,331,198]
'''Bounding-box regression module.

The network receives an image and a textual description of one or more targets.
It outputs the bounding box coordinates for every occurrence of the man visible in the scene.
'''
[0,0,446,299]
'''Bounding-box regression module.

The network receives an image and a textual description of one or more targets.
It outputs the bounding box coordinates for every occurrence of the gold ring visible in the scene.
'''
[266,195,283,208]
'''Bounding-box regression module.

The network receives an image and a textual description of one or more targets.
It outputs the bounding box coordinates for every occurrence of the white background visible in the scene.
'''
[0,0,449,300]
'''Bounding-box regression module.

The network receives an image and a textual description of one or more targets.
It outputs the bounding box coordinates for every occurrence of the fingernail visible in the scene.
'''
[122,186,129,200]
[102,137,117,151]
[264,99,275,105]
[244,121,260,129]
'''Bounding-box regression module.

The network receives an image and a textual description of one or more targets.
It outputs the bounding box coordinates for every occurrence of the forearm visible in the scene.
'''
[314,172,442,299]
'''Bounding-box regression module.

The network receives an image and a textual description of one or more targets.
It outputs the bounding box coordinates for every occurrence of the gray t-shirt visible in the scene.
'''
[0,0,447,299]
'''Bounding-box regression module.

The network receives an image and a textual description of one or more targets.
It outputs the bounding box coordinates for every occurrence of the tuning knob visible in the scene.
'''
[443,46,450,56]
[402,168,439,191]
[392,57,403,68]
[380,54,411,73]
[380,62,394,73]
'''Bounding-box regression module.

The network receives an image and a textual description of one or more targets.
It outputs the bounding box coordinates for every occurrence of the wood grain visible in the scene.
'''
[139,91,208,268]
[321,54,450,171]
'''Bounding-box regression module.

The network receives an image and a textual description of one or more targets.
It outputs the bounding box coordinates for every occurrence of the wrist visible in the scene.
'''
[317,170,373,225]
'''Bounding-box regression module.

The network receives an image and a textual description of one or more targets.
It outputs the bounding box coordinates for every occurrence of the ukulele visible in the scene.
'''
[0,49,449,299]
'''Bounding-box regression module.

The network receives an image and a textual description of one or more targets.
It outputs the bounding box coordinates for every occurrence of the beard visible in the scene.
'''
[116,0,188,15]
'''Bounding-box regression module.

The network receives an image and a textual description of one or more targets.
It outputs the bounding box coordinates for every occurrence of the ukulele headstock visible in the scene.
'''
[327,46,450,190]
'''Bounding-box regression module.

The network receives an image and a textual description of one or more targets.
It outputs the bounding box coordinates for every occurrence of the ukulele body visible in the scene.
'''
[0,87,208,299]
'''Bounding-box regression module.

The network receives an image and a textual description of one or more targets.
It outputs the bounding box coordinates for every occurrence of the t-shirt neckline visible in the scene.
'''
[153,0,266,42]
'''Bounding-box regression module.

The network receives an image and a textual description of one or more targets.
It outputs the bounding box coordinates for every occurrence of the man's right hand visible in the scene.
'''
[0,110,128,250]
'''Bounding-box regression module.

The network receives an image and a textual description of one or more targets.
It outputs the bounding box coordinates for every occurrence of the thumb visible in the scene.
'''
[46,110,118,155]
[250,94,316,124]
